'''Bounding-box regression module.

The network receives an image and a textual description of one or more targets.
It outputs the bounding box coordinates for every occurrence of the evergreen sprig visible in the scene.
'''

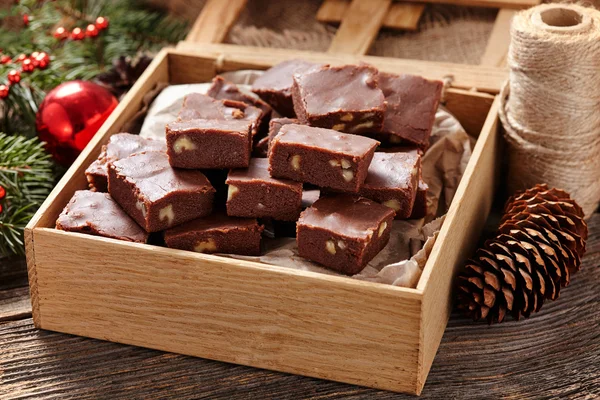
[0,133,54,256]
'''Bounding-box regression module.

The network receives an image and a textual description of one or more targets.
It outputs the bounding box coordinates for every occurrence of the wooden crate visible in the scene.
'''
[25,46,502,395]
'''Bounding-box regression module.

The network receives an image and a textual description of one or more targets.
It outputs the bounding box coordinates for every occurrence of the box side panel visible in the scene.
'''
[174,43,507,93]
[33,228,422,393]
[416,97,501,392]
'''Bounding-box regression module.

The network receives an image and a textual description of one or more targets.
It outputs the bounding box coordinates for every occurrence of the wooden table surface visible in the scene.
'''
[1,214,598,399]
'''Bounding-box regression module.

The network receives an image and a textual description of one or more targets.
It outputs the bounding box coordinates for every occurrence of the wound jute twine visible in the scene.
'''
[499,4,600,218]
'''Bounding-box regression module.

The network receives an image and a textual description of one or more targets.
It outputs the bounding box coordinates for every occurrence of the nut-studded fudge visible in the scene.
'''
[207,75,272,124]
[297,195,395,275]
[108,151,215,232]
[56,190,148,243]
[85,133,166,192]
[255,117,299,157]
[292,64,386,134]
[359,151,421,219]
[409,179,428,219]
[178,93,262,137]
[268,124,379,192]
[226,158,303,221]
[166,118,253,169]
[378,72,442,148]
[252,59,323,117]
[164,214,263,256]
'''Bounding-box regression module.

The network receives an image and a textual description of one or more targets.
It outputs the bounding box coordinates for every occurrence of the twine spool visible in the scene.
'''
[499,4,600,218]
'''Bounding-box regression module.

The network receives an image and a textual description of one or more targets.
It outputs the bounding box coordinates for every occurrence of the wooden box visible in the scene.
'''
[25,45,503,395]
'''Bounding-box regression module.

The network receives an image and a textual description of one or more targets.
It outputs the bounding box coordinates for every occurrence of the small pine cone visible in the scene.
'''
[457,184,588,323]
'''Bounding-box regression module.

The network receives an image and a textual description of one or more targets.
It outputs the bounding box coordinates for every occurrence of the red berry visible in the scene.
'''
[0,55,10,64]
[35,52,50,69]
[71,27,85,40]
[53,26,67,40]
[23,14,29,26]
[95,16,109,30]
[0,204,3,214]
[31,51,39,59]
[14,53,26,63]
[7,70,20,84]
[21,58,34,72]
[85,24,99,37]
[0,185,5,199]
[0,84,9,99]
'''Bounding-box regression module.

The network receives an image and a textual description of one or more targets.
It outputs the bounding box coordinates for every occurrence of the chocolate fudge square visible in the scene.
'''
[409,179,428,219]
[164,214,263,256]
[108,151,215,232]
[379,72,443,148]
[292,64,386,134]
[166,119,252,169]
[252,59,323,117]
[56,190,148,243]
[268,124,379,192]
[255,117,299,157]
[207,75,272,124]
[226,158,303,221]
[178,93,262,137]
[297,195,395,275]
[359,151,421,219]
[85,133,166,192]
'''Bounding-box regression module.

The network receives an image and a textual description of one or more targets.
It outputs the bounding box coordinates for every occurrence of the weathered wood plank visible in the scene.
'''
[185,0,247,44]
[408,0,539,9]
[480,9,515,67]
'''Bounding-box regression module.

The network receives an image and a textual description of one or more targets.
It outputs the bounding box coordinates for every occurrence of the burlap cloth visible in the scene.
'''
[157,0,599,64]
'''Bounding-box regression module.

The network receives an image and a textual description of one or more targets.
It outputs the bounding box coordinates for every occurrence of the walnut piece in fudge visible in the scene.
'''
[56,190,148,243]
[409,179,428,219]
[378,72,442,148]
[164,213,263,256]
[108,151,215,232]
[297,195,395,275]
[178,93,262,137]
[85,133,166,192]
[226,158,303,221]
[268,124,379,192]
[251,59,323,117]
[166,118,252,169]
[292,64,386,134]
[255,117,299,157]
[359,151,421,219]
[207,75,272,124]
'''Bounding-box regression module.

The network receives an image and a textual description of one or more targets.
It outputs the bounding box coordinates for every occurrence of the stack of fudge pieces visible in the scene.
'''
[57,60,442,276]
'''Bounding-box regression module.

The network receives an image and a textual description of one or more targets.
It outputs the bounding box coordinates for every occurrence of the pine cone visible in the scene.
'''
[457,184,588,323]
[95,55,153,98]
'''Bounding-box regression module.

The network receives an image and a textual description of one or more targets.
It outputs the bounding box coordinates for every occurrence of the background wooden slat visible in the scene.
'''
[317,0,425,31]
[328,0,392,55]
[185,0,247,44]
[407,0,538,9]
[480,9,515,67]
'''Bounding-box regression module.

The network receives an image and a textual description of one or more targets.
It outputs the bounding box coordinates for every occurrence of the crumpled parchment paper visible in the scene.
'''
[139,71,472,288]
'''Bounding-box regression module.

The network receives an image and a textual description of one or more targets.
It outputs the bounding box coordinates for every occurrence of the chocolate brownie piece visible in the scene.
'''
[252,59,323,117]
[178,93,262,137]
[409,179,429,219]
[359,151,421,219]
[255,117,299,157]
[268,124,379,192]
[108,151,215,232]
[85,133,166,192]
[166,118,252,169]
[379,72,443,148]
[297,195,395,275]
[292,64,386,134]
[164,213,263,256]
[56,190,148,243]
[207,75,272,123]
[226,158,303,221]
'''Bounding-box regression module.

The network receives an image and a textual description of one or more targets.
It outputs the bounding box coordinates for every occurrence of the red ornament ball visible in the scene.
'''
[0,55,10,64]
[23,14,29,26]
[95,16,109,30]
[0,84,9,99]
[36,80,118,166]
[7,70,21,84]
[85,24,99,37]
[21,58,34,72]
[53,26,67,40]
[71,27,85,40]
